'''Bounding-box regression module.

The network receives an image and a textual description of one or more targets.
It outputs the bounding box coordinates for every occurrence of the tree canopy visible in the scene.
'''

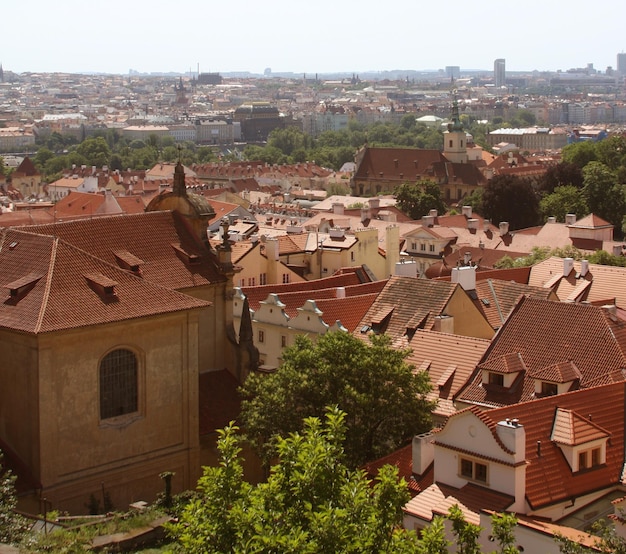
[239,331,435,468]
[582,161,626,228]
[539,185,589,223]
[481,174,540,230]
[394,179,447,221]
[168,409,421,554]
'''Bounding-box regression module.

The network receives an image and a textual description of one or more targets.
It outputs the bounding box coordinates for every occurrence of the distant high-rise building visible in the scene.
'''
[445,66,460,80]
[617,52,626,75]
[494,58,506,88]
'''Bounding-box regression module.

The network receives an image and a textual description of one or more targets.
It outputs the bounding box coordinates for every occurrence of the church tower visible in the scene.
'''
[443,93,468,164]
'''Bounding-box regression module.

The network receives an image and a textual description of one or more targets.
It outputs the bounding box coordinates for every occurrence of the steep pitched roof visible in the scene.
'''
[0,229,210,334]
[20,211,226,290]
[406,330,490,418]
[486,382,626,509]
[470,278,555,329]
[354,276,458,342]
[529,257,626,307]
[456,297,626,408]
[353,147,447,183]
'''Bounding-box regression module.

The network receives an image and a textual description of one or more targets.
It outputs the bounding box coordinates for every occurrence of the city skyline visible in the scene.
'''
[3,0,625,76]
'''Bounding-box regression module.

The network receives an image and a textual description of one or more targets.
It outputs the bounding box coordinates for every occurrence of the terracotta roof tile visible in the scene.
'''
[456,298,626,408]
[354,276,457,342]
[20,211,226,290]
[0,228,210,334]
[486,382,626,509]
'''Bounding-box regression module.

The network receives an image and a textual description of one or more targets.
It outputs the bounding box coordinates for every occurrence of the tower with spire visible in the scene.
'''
[443,91,468,164]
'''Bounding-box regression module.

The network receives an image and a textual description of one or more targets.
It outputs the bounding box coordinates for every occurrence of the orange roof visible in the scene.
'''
[242,267,372,310]
[354,276,457,342]
[486,382,626,509]
[406,330,490,419]
[21,211,226,290]
[0,228,210,334]
[457,297,626,408]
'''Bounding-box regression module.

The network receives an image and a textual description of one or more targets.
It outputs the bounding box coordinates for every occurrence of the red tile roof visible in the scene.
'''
[354,276,457,342]
[241,267,372,310]
[486,382,626,510]
[20,211,226,290]
[456,297,626,408]
[0,228,210,334]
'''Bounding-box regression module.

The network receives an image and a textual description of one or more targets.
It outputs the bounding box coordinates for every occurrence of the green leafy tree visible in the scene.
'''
[539,185,588,222]
[540,162,584,194]
[582,161,626,228]
[268,127,312,156]
[395,179,447,220]
[561,141,598,169]
[75,136,111,168]
[417,516,450,554]
[1,452,28,545]
[169,409,423,554]
[489,512,519,554]
[481,174,540,230]
[240,332,434,468]
[448,505,482,554]
[594,135,626,172]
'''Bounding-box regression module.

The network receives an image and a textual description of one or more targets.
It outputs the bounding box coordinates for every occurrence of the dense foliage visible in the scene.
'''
[168,409,421,554]
[394,179,447,220]
[239,331,435,468]
[0,453,28,545]
[481,174,540,230]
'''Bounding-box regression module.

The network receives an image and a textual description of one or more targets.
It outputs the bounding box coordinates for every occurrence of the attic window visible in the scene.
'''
[171,243,201,265]
[84,273,118,300]
[4,272,43,299]
[488,372,504,387]
[481,298,491,306]
[371,306,394,334]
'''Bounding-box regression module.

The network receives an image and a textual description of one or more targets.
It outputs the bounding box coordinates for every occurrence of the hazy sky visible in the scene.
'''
[3,0,625,75]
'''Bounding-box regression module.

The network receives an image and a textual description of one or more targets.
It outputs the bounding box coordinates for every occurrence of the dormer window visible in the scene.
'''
[4,272,43,300]
[541,382,558,396]
[551,408,609,473]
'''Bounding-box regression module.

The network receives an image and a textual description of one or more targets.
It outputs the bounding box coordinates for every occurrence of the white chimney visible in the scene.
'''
[412,432,435,475]
[547,216,556,224]
[332,202,344,215]
[467,218,479,230]
[394,260,418,278]
[580,259,589,276]
[422,215,435,227]
[497,419,526,464]
[462,205,472,218]
[463,251,472,265]
[499,221,510,235]
[565,213,577,225]
[429,209,438,218]
[451,265,477,291]
[265,238,280,261]
[563,257,574,276]
[336,287,346,299]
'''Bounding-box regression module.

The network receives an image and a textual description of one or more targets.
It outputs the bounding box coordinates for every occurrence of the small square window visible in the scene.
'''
[591,448,601,467]
[461,459,473,479]
[489,373,504,386]
[475,463,487,482]
[541,382,558,396]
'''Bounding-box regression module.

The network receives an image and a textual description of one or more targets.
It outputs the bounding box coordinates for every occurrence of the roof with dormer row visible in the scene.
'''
[456,297,626,408]
[20,210,227,290]
[0,228,210,334]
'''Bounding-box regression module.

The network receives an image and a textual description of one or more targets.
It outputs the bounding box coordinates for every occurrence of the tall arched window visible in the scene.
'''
[99,349,138,420]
